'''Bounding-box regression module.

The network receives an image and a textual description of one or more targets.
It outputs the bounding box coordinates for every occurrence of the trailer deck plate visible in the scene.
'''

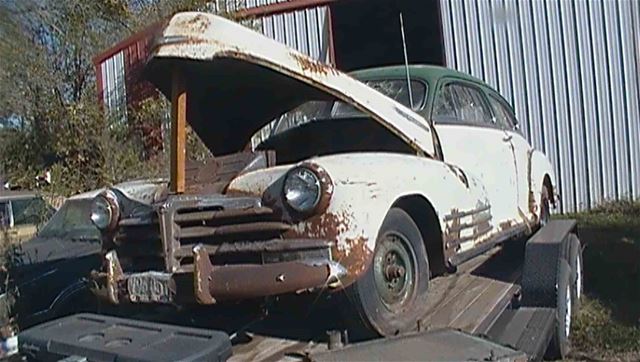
[487,306,556,360]
[310,329,527,362]
[19,313,232,362]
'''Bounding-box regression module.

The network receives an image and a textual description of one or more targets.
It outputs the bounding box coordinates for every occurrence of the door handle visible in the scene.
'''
[502,135,513,142]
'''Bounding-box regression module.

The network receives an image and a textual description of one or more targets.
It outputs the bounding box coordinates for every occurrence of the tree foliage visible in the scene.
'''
[0,0,231,195]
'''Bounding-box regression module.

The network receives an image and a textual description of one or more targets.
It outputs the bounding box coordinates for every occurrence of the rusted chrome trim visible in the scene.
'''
[443,204,491,222]
[178,222,292,239]
[94,245,346,305]
[193,244,215,304]
[174,207,273,223]
[150,35,191,51]
[446,213,493,233]
[175,239,333,258]
[449,225,529,266]
[326,261,347,288]
[105,250,124,304]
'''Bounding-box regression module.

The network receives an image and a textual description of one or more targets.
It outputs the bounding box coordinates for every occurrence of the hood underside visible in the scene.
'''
[145,12,435,158]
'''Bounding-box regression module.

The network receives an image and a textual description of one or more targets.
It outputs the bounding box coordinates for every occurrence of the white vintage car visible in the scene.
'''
[89,12,556,337]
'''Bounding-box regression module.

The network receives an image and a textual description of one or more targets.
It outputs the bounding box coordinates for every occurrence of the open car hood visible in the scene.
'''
[145,12,435,158]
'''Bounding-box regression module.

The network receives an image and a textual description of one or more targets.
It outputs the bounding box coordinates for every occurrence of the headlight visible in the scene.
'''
[90,190,120,231]
[283,166,329,214]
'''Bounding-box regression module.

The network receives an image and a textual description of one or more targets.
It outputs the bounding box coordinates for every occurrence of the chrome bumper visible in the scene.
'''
[91,243,347,305]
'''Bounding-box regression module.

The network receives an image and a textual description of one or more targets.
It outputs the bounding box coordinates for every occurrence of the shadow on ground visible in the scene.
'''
[579,226,640,326]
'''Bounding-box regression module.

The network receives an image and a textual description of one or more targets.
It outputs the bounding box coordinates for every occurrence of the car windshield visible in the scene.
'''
[253,79,427,145]
[37,199,99,240]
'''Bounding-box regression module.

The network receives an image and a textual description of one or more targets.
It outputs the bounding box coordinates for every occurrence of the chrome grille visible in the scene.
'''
[113,195,291,272]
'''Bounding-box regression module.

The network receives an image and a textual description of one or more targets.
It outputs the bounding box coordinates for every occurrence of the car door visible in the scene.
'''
[431,80,520,246]
[486,93,535,223]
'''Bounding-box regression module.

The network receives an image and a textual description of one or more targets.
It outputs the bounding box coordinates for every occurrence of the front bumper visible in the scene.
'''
[91,243,347,305]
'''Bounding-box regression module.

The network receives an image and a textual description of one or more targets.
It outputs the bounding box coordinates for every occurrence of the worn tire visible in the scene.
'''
[546,260,572,360]
[344,208,430,339]
[566,234,583,312]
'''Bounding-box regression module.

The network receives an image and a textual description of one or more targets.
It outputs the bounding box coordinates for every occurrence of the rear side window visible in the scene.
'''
[12,197,51,226]
[433,83,493,126]
[488,95,517,130]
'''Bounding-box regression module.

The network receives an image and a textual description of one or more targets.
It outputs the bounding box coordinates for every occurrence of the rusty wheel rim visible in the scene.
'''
[373,232,416,311]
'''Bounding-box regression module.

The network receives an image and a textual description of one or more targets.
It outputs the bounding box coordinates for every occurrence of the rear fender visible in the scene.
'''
[529,150,557,217]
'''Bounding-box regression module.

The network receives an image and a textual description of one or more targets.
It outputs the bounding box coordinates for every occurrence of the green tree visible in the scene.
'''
[0,0,235,195]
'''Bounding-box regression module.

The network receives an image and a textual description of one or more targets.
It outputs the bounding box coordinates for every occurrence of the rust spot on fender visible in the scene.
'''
[285,211,371,287]
[336,236,372,285]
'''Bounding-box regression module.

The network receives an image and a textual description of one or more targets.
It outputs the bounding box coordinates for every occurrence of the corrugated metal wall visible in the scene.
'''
[97,1,330,112]
[100,51,127,119]
[242,0,331,62]
[440,0,640,213]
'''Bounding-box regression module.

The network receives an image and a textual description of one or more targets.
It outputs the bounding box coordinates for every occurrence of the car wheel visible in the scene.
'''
[344,208,430,339]
[566,233,583,311]
[540,185,551,226]
[546,260,572,360]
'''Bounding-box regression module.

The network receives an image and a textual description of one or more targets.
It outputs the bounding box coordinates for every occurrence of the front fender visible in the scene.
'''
[228,153,494,287]
[230,153,491,287]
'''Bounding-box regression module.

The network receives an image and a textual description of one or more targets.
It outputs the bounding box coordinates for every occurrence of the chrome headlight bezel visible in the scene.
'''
[282,165,332,216]
[90,190,120,232]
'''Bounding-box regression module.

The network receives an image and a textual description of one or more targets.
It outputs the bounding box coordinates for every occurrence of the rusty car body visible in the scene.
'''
[89,12,556,337]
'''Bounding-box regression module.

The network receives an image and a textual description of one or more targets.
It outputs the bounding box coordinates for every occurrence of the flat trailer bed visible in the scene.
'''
[18,220,579,361]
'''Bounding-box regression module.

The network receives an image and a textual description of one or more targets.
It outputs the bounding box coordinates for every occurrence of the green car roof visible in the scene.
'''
[351,64,488,89]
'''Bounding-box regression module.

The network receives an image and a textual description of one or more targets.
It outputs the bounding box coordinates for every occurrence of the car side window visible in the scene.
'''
[488,95,517,130]
[433,83,493,126]
[12,197,49,226]
[433,84,458,121]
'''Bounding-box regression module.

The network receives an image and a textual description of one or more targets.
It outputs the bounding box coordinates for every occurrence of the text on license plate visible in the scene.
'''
[127,272,173,303]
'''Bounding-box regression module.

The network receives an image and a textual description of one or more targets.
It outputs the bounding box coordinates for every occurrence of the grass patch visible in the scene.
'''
[572,298,640,358]
[557,200,640,360]
[564,200,640,229]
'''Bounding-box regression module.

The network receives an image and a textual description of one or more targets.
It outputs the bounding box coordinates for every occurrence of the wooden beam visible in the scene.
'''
[234,0,339,19]
[170,71,187,194]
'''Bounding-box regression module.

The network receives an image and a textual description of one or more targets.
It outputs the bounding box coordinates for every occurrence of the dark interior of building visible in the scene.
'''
[330,0,445,71]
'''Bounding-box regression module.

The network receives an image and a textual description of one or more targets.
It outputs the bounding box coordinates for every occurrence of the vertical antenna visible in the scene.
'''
[399,12,414,109]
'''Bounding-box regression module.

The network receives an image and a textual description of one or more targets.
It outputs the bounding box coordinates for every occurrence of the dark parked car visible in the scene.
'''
[0,191,55,243]
[2,192,101,329]
[0,180,166,330]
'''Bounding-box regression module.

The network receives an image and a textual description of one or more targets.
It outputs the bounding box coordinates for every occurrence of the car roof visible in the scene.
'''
[68,178,168,200]
[0,190,39,201]
[350,65,488,88]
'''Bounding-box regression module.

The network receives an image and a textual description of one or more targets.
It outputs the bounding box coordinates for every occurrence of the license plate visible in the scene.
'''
[127,272,173,303]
